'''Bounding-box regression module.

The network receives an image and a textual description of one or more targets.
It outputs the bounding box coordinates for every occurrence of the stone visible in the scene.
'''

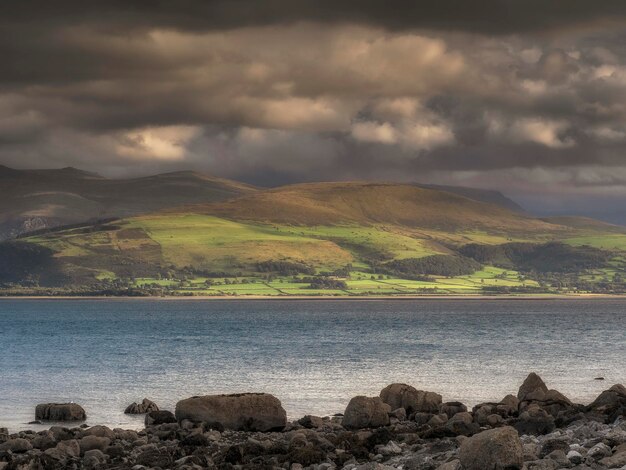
[587,442,612,460]
[587,384,626,422]
[125,398,159,414]
[440,402,467,418]
[83,449,107,467]
[79,435,110,455]
[145,409,177,425]
[390,407,406,421]
[518,373,549,402]
[377,440,402,455]
[514,404,555,435]
[0,438,33,453]
[436,460,461,470]
[298,415,325,429]
[35,402,86,421]
[445,412,480,436]
[517,373,573,417]
[599,450,626,468]
[459,426,523,470]
[379,383,442,413]
[175,393,287,431]
[81,425,115,439]
[567,450,583,464]
[342,396,391,429]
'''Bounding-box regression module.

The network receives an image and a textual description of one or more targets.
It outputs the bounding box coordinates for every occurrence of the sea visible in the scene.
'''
[0,298,624,432]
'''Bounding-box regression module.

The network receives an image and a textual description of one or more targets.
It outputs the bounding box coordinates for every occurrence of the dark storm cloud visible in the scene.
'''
[1,1,626,219]
[3,0,626,34]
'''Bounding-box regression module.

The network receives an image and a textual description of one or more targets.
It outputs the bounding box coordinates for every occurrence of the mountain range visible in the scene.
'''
[0,165,624,295]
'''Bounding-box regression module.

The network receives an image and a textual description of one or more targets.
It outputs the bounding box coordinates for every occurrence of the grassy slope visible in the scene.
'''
[14,182,626,294]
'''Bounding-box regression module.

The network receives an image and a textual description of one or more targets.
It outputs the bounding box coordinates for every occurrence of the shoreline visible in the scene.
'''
[1,293,625,301]
[1,375,624,469]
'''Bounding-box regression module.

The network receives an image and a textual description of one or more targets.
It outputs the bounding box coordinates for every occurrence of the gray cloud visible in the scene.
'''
[1,2,626,221]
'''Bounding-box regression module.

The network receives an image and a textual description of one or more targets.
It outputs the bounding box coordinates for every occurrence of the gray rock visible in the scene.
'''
[342,396,391,429]
[435,460,461,470]
[599,450,626,468]
[459,426,523,470]
[587,384,626,422]
[83,449,107,467]
[587,442,612,460]
[145,409,177,425]
[445,412,479,436]
[35,402,86,421]
[567,450,583,464]
[79,435,110,455]
[125,398,160,414]
[298,415,325,429]
[175,393,287,431]
[0,438,33,453]
[514,404,556,435]
[379,383,442,414]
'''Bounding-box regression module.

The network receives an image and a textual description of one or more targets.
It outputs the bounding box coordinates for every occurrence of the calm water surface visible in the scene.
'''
[0,298,624,431]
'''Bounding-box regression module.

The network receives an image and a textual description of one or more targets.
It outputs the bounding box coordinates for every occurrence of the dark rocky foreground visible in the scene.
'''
[1,373,625,470]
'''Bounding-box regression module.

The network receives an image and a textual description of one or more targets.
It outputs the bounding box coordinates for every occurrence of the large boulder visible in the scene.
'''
[125,398,159,414]
[35,403,86,421]
[379,383,442,414]
[459,426,523,470]
[175,393,287,432]
[342,396,391,429]
[517,373,573,417]
[587,384,626,422]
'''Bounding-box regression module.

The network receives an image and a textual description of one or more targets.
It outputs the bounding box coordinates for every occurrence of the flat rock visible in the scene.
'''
[35,402,86,421]
[175,393,287,431]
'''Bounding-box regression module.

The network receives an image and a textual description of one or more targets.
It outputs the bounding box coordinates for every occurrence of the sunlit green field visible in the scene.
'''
[564,234,626,251]
[131,265,538,296]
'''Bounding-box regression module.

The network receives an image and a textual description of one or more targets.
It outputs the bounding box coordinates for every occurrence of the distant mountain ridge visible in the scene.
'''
[413,183,526,214]
[0,166,257,240]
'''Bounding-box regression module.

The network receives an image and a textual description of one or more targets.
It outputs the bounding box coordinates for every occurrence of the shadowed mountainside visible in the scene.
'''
[0,166,257,239]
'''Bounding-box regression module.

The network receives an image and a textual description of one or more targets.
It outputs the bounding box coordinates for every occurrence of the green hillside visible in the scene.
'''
[1,182,625,296]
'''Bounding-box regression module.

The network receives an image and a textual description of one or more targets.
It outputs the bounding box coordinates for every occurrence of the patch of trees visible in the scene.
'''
[305,277,348,289]
[0,241,68,285]
[256,260,315,275]
[460,242,611,273]
[382,255,482,278]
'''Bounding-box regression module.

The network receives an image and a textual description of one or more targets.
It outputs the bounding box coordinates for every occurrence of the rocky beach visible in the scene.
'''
[0,373,625,470]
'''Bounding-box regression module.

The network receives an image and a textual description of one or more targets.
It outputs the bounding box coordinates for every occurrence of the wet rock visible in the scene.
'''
[342,396,391,429]
[459,426,523,470]
[125,398,160,414]
[379,383,442,414]
[176,393,287,431]
[35,403,86,421]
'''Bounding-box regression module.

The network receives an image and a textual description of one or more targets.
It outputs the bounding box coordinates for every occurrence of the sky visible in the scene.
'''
[1,1,626,222]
